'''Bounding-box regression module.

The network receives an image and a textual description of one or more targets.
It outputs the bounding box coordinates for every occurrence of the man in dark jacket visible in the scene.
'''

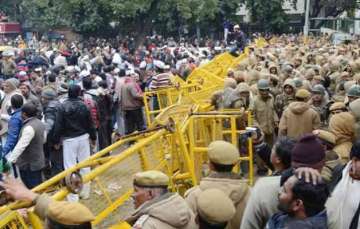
[6,102,46,188]
[266,175,329,229]
[41,88,62,177]
[53,84,96,201]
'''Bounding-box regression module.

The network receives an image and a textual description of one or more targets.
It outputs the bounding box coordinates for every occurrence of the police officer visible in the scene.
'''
[0,176,94,229]
[127,170,197,229]
[251,79,278,145]
[196,189,236,229]
[310,84,330,126]
[346,84,360,105]
[274,79,296,118]
[185,141,250,229]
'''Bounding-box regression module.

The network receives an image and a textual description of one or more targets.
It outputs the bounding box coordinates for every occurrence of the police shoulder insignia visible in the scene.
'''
[133,215,150,228]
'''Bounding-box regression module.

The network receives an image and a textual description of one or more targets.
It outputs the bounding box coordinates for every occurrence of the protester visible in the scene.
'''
[266,175,329,228]
[41,88,62,177]
[327,140,360,229]
[241,134,327,229]
[270,137,296,176]
[2,94,23,157]
[53,84,96,201]
[96,80,113,150]
[19,82,42,118]
[120,74,145,134]
[6,103,45,188]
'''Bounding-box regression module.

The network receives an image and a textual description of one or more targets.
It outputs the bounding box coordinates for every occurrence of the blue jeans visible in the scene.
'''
[19,169,43,189]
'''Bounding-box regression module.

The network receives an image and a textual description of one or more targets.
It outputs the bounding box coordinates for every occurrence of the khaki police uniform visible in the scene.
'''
[185,141,250,229]
[128,170,197,229]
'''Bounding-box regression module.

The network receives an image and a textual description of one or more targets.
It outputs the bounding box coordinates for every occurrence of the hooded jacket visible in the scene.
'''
[278,102,320,139]
[329,112,355,161]
[251,95,278,135]
[185,172,250,229]
[128,193,197,229]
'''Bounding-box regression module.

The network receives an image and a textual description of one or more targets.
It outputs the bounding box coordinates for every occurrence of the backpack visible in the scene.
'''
[84,92,99,129]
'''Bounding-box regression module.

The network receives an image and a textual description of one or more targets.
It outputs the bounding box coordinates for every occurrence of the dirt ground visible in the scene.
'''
[80,143,162,228]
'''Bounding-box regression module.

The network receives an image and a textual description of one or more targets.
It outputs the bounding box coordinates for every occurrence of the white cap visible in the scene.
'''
[114,68,120,74]
[19,71,27,76]
[79,70,90,78]
[139,61,147,69]
[234,24,240,29]
[66,66,76,73]
[34,67,42,72]
[126,69,135,76]
[154,60,170,70]
[2,50,14,57]
[74,66,81,72]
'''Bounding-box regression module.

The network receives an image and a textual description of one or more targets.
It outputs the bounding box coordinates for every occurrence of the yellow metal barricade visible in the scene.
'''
[0,39,269,228]
[143,84,200,126]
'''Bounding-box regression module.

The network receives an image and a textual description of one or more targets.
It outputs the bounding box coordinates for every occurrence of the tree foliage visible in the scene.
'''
[2,0,358,37]
[243,0,289,33]
[2,0,238,38]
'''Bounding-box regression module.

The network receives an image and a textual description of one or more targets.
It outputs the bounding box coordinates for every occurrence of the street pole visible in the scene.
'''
[304,0,311,36]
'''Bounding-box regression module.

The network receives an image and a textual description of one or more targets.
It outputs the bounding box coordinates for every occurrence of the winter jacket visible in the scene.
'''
[241,176,281,229]
[14,117,45,171]
[43,99,61,143]
[251,95,278,135]
[329,112,355,161]
[266,210,328,229]
[185,172,250,229]
[53,98,96,143]
[120,77,143,111]
[278,102,320,139]
[274,93,296,118]
[2,109,23,156]
[127,193,197,229]
[2,59,16,76]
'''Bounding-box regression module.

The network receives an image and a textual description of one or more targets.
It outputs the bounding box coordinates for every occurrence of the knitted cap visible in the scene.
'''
[41,88,57,100]
[292,134,325,165]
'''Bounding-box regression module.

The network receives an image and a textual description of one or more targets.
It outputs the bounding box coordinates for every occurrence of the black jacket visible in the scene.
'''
[44,99,61,143]
[53,98,96,143]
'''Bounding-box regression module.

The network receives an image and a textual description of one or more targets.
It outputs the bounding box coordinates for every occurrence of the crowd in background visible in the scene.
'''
[0,27,360,228]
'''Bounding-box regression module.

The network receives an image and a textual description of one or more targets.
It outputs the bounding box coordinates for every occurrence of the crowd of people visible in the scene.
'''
[0,26,359,229]
[0,34,229,191]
